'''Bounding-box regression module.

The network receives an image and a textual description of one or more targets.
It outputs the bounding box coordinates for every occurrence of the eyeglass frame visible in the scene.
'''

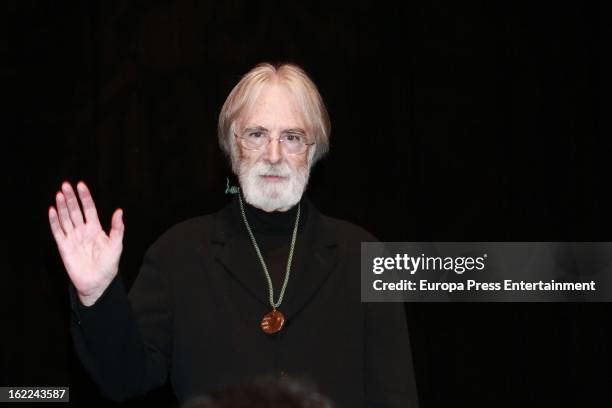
[234,128,316,155]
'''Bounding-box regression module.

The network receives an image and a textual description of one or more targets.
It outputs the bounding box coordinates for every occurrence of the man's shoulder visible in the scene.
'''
[316,211,379,244]
[165,213,217,236]
[146,209,224,254]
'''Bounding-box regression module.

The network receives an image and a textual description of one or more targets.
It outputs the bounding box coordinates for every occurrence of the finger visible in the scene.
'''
[48,206,66,243]
[76,181,101,227]
[55,191,74,234]
[109,208,124,244]
[61,182,85,227]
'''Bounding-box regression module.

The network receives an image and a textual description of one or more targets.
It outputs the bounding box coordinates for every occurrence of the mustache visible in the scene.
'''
[252,162,291,178]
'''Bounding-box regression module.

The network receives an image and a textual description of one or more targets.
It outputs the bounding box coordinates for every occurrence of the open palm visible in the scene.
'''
[48,182,124,306]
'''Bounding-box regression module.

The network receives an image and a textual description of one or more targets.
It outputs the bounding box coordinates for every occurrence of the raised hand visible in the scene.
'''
[48,181,124,306]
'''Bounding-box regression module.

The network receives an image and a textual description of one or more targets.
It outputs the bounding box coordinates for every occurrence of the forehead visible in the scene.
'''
[241,83,305,130]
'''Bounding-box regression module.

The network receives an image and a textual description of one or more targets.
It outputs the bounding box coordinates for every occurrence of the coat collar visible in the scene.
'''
[209,195,339,322]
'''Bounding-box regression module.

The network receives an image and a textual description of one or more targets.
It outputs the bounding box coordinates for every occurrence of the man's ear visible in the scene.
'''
[307,145,317,168]
[228,135,243,174]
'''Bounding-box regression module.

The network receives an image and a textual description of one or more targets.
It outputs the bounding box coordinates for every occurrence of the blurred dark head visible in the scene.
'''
[181,375,333,408]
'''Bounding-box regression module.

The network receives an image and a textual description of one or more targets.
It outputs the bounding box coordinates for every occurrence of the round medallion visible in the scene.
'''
[261,309,285,334]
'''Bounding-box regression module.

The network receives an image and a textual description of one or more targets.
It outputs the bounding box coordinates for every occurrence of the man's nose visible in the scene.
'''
[263,136,282,164]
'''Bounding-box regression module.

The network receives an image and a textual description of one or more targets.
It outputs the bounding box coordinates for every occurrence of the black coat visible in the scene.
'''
[69,197,419,407]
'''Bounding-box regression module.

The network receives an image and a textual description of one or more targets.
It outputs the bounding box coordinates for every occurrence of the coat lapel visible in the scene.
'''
[209,198,270,307]
[281,203,338,321]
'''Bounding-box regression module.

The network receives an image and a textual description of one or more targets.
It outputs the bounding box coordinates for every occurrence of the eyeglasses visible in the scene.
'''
[236,128,315,155]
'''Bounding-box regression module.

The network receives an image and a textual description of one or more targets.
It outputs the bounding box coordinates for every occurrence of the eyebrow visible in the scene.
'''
[243,126,268,133]
[283,128,307,135]
[243,125,306,135]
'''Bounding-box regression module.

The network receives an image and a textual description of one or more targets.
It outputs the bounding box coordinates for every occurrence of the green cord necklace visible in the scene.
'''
[237,191,301,334]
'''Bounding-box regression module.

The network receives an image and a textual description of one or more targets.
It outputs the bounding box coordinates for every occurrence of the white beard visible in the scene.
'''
[238,159,310,212]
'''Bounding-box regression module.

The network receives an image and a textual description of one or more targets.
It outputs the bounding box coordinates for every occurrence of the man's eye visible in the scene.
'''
[284,134,302,143]
[248,132,263,138]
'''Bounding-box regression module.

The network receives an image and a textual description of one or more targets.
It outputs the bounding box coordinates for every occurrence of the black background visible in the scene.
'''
[5,1,612,407]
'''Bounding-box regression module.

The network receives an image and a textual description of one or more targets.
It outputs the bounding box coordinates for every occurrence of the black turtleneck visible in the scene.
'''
[235,196,308,291]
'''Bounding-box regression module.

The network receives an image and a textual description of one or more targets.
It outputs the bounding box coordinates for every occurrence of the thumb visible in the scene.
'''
[109,208,125,243]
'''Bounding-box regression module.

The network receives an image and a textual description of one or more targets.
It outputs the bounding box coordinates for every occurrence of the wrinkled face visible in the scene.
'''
[234,84,312,212]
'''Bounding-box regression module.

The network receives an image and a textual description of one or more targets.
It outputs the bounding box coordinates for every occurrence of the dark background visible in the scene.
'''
[5,0,611,407]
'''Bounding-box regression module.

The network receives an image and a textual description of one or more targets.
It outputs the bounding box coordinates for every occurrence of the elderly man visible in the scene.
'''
[48,63,419,407]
